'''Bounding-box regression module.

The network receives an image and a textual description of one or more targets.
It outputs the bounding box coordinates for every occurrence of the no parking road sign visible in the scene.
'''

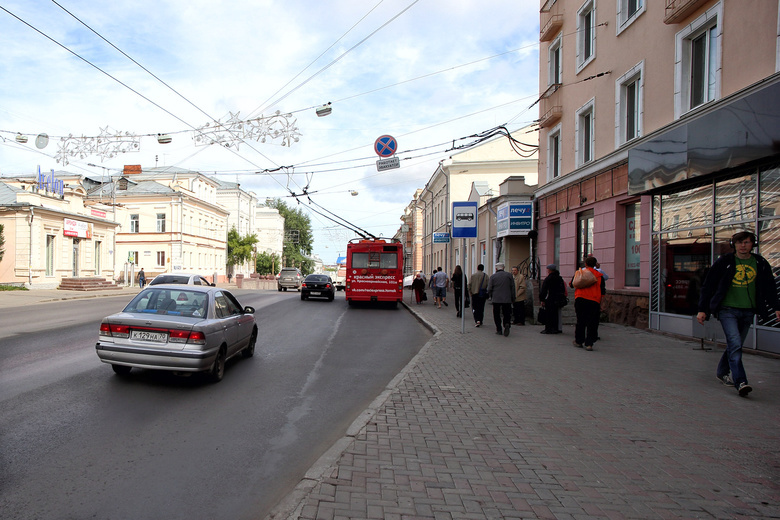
[374,135,398,157]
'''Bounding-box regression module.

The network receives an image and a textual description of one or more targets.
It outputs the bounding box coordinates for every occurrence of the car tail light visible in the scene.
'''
[301,282,307,288]
[169,329,206,344]
[100,323,130,338]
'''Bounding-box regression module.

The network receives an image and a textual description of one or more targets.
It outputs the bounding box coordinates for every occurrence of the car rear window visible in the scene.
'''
[306,275,328,282]
[124,288,208,317]
[151,275,189,285]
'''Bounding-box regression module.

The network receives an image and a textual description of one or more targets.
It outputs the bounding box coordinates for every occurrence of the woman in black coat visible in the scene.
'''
[539,264,566,334]
[411,273,427,304]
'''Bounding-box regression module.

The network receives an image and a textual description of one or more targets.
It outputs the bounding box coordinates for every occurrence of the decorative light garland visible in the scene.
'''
[2,111,301,165]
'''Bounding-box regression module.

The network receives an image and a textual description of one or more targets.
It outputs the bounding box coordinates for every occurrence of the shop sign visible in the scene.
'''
[496,201,533,237]
[63,218,93,239]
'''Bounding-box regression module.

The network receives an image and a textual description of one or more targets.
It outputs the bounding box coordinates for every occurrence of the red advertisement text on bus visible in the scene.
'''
[345,238,404,305]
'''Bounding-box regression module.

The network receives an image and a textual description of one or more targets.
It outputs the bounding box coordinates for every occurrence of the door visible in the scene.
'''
[72,238,80,277]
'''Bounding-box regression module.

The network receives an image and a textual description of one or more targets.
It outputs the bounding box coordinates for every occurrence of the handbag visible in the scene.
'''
[422,292,428,301]
[465,293,470,308]
[573,268,597,289]
[537,306,547,324]
[557,296,569,307]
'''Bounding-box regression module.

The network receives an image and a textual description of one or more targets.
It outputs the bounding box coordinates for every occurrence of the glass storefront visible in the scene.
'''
[651,163,780,330]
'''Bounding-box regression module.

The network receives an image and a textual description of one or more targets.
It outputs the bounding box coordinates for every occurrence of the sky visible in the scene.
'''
[0,0,540,264]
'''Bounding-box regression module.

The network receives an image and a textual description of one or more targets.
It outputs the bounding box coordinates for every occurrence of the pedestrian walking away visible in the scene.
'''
[451,265,467,317]
[572,258,604,350]
[696,231,780,397]
[511,266,527,325]
[468,264,489,327]
[487,263,515,336]
[539,264,566,335]
[433,267,449,309]
[411,272,426,304]
[138,268,146,289]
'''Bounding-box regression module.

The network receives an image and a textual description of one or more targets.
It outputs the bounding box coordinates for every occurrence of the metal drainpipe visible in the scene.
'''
[28,207,34,286]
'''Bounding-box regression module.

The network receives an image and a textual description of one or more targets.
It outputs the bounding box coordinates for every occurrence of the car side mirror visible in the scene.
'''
[244,306,255,314]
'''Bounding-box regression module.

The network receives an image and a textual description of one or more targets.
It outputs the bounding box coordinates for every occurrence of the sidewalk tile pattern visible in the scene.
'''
[289,291,780,520]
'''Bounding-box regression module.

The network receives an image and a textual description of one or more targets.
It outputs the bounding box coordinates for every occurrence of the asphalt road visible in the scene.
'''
[0,290,431,520]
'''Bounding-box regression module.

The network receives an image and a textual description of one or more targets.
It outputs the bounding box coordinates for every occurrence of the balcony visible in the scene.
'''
[540,13,563,41]
[539,105,562,128]
[664,0,708,24]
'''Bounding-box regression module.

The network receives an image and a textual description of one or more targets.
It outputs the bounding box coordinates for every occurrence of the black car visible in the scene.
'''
[301,274,335,301]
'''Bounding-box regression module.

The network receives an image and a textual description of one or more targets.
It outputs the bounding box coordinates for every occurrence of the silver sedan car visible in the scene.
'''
[96,285,257,382]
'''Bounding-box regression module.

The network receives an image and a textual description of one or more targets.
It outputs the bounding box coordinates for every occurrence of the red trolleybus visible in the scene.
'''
[345,237,404,306]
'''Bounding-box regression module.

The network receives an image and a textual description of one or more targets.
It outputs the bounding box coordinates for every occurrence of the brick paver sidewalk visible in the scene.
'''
[270,292,780,519]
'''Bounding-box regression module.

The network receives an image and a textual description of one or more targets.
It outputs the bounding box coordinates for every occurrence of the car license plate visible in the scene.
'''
[310,291,320,295]
[131,330,167,343]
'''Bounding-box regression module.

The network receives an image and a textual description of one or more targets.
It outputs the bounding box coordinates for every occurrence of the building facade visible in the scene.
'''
[536,0,780,350]
[418,126,539,277]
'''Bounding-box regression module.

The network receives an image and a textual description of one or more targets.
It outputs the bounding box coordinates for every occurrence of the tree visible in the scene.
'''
[265,199,314,274]
[0,224,4,263]
[255,251,281,275]
[226,227,258,273]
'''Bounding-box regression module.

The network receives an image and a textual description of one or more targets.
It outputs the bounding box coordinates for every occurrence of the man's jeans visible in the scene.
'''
[717,307,754,386]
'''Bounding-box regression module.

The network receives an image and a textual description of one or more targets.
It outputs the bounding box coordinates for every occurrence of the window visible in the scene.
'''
[675,3,721,117]
[156,213,166,232]
[129,251,139,265]
[548,124,562,180]
[156,251,166,267]
[552,221,561,269]
[130,214,139,233]
[577,0,595,72]
[46,235,55,276]
[615,62,643,146]
[548,34,562,86]
[625,204,640,287]
[617,0,644,35]
[577,210,595,264]
[576,99,595,166]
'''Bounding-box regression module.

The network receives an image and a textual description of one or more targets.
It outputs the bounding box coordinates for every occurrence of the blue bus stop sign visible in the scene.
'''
[452,201,478,238]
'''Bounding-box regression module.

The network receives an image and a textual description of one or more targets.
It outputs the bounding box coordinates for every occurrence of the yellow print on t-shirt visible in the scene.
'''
[732,264,757,287]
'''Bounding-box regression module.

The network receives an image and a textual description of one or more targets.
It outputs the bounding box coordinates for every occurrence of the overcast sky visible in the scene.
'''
[0,0,540,263]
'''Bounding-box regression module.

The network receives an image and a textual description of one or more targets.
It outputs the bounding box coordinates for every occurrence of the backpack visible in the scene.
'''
[572,268,597,289]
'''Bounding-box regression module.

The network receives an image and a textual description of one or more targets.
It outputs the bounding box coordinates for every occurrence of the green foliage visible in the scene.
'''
[0,223,4,263]
[265,199,314,274]
[255,251,281,275]
[226,227,258,269]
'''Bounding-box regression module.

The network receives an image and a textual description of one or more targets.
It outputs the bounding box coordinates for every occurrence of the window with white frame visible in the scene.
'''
[548,124,562,180]
[156,251,166,267]
[156,213,166,233]
[577,0,595,72]
[130,214,139,233]
[617,0,644,35]
[675,3,721,117]
[576,99,595,166]
[615,62,644,147]
[548,33,562,86]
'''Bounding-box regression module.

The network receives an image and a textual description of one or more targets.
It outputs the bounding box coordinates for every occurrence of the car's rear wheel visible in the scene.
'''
[301,293,307,300]
[209,347,226,383]
[111,364,132,375]
[277,286,282,292]
[328,294,334,301]
[283,287,287,292]
[242,329,257,358]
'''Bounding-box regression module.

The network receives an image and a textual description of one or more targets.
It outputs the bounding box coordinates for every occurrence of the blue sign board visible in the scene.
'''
[433,232,450,243]
[374,135,398,157]
[496,201,533,237]
[452,201,478,238]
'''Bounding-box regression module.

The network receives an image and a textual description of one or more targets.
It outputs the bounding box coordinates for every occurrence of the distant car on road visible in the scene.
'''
[301,274,335,301]
[149,273,215,286]
[334,265,346,291]
[277,268,303,291]
[95,285,257,382]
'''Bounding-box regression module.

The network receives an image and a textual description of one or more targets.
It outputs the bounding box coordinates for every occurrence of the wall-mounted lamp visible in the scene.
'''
[316,102,332,117]
[579,196,588,205]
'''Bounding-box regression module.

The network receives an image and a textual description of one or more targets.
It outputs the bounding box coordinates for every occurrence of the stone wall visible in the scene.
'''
[601,289,649,329]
